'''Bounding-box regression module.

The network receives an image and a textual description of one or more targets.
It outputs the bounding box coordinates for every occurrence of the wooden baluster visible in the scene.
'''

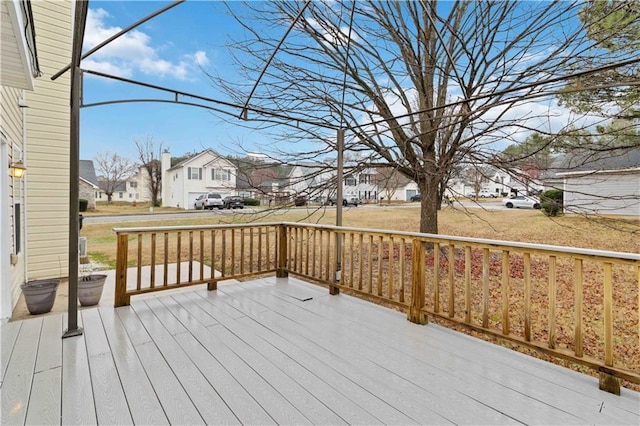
[150,233,156,288]
[324,231,330,283]
[209,230,217,291]
[388,237,394,300]
[249,228,254,274]
[465,246,471,323]
[434,242,440,313]
[399,238,405,303]
[136,233,142,291]
[221,230,226,277]
[163,232,169,286]
[266,226,271,270]
[524,252,531,341]
[350,233,355,288]
[482,248,489,328]
[367,235,373,294]
[305,228,310,276]
[448,244,455,318]
[176,232,182,284]
[199,231,204,281]
[377,236,383,296]
[502,250,510,335]
[358,234,364,291]
[188,231,194,283]
[574,258,583,356]
[240,228,245,275]
[257,227,262,271]
[548,255,556,348]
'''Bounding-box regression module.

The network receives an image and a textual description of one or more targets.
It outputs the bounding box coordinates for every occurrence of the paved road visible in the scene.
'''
[84,201,518,225]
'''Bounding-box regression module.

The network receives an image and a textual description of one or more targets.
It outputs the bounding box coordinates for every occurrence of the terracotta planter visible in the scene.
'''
[21,279,60,315]
[78,274,107,306]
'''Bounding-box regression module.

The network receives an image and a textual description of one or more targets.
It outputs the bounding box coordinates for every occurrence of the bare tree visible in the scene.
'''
[213,1,608,233]
[376,167,405,205]
[134,136,164,207]
[93,151,135,204]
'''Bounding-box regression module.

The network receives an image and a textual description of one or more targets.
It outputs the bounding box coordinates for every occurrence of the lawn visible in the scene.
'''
[82,205,639,267]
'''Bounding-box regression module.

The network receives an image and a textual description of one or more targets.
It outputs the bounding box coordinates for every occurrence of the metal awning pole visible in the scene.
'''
[63,0,89,338]
[331,128,344,295]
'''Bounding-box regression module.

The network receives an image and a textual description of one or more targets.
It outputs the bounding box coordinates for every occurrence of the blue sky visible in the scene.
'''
[81,1,256,162]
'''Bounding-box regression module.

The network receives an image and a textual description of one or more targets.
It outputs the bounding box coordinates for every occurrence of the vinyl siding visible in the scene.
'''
[25,1,72,279]
[563,171,640,216]
[0,85,27,314]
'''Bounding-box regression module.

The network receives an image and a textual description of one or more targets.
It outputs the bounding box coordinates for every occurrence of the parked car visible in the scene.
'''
[503,195,541,209]
[294,195,307,206]
[328,197,360,206]
[195,192,223,210]
[410,194,421,202]
[467,189,497,198]
[223,196,244,209]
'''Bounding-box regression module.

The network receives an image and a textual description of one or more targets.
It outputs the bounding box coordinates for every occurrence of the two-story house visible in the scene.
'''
[162,149,237,209]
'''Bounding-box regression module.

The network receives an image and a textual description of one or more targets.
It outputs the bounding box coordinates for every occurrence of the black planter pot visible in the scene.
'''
[21,279,60,315]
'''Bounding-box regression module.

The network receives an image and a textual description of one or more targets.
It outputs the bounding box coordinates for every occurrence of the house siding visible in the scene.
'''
[25,1,72,280]
[563,171,640,216]
[1,84,28,317]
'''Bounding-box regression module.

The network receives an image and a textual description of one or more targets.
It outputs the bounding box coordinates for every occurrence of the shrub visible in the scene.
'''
[243,197,260,206]
[540,189,563,217]
[79,199,89,212]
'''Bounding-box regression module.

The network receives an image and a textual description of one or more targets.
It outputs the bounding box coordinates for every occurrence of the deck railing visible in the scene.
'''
[114,222,640,392]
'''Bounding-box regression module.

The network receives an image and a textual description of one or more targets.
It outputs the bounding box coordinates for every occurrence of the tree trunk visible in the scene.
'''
[419,180,439,234]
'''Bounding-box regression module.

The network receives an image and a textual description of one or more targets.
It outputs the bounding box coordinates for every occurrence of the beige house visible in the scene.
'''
[0,1,72,319]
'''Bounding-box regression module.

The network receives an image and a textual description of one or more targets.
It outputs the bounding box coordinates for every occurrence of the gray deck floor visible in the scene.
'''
[2,276,639,425]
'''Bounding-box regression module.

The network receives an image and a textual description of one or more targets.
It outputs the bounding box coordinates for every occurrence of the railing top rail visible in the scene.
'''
[113,222,283,234]
[280,222,640,262]
[112,221,639,263]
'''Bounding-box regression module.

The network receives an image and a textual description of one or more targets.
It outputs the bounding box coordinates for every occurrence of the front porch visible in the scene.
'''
[3,276,639,425]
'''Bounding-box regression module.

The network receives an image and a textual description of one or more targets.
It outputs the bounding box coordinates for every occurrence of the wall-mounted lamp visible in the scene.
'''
[17,97,28,108]
[10,161,26,178]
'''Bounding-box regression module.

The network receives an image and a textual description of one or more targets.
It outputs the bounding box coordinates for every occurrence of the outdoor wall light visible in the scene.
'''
[10,161,26,178]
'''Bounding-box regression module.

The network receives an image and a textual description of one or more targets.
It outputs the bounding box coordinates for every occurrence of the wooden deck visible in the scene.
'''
[2,276,639,425]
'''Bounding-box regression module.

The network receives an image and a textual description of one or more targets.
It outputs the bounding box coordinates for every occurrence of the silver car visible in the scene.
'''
[503,195,541,209]
[194,193,224,210]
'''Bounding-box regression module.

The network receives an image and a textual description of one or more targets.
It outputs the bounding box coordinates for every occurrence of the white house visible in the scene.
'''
[162,149,237,209]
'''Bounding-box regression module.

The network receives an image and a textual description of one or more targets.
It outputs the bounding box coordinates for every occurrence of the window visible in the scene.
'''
[188,167,203,180]
[135,194,139,199]
[129,193,133,198]
[129,181,137,188]
[359,174,373,184]
[14,203,21,254]
[119,192,124,199]
[212,168,231,181]
[345,177,356,186]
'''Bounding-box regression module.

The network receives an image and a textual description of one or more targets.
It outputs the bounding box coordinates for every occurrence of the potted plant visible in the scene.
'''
[21,279,60,315]
[78,265,107,306]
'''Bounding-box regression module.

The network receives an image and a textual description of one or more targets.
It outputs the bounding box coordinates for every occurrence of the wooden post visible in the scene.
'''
[599,262,620,394]
[114,232,130,307]
[277,224,288,278]
[408,239,427,324]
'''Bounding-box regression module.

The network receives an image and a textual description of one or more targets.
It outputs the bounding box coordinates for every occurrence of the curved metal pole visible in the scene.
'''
[52,0,185,81]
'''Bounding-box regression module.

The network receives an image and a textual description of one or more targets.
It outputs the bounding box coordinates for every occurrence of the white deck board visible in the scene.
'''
[1,317,41,425]
[3,276,639,425]
[1,320,22,384]
[25,367,61,426]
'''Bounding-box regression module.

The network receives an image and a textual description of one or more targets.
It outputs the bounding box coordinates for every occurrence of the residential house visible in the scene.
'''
[162,149,237,209]
[96,167,153,204]
[79,160,99,210]
[554,149,640,216]
[0,0,72,319]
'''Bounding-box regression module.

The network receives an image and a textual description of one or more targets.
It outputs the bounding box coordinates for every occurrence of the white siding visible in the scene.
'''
[563,171,640,216]
[25,1,72,279]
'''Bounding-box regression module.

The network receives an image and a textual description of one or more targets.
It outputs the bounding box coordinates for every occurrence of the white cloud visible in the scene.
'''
[82,8,208,81]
